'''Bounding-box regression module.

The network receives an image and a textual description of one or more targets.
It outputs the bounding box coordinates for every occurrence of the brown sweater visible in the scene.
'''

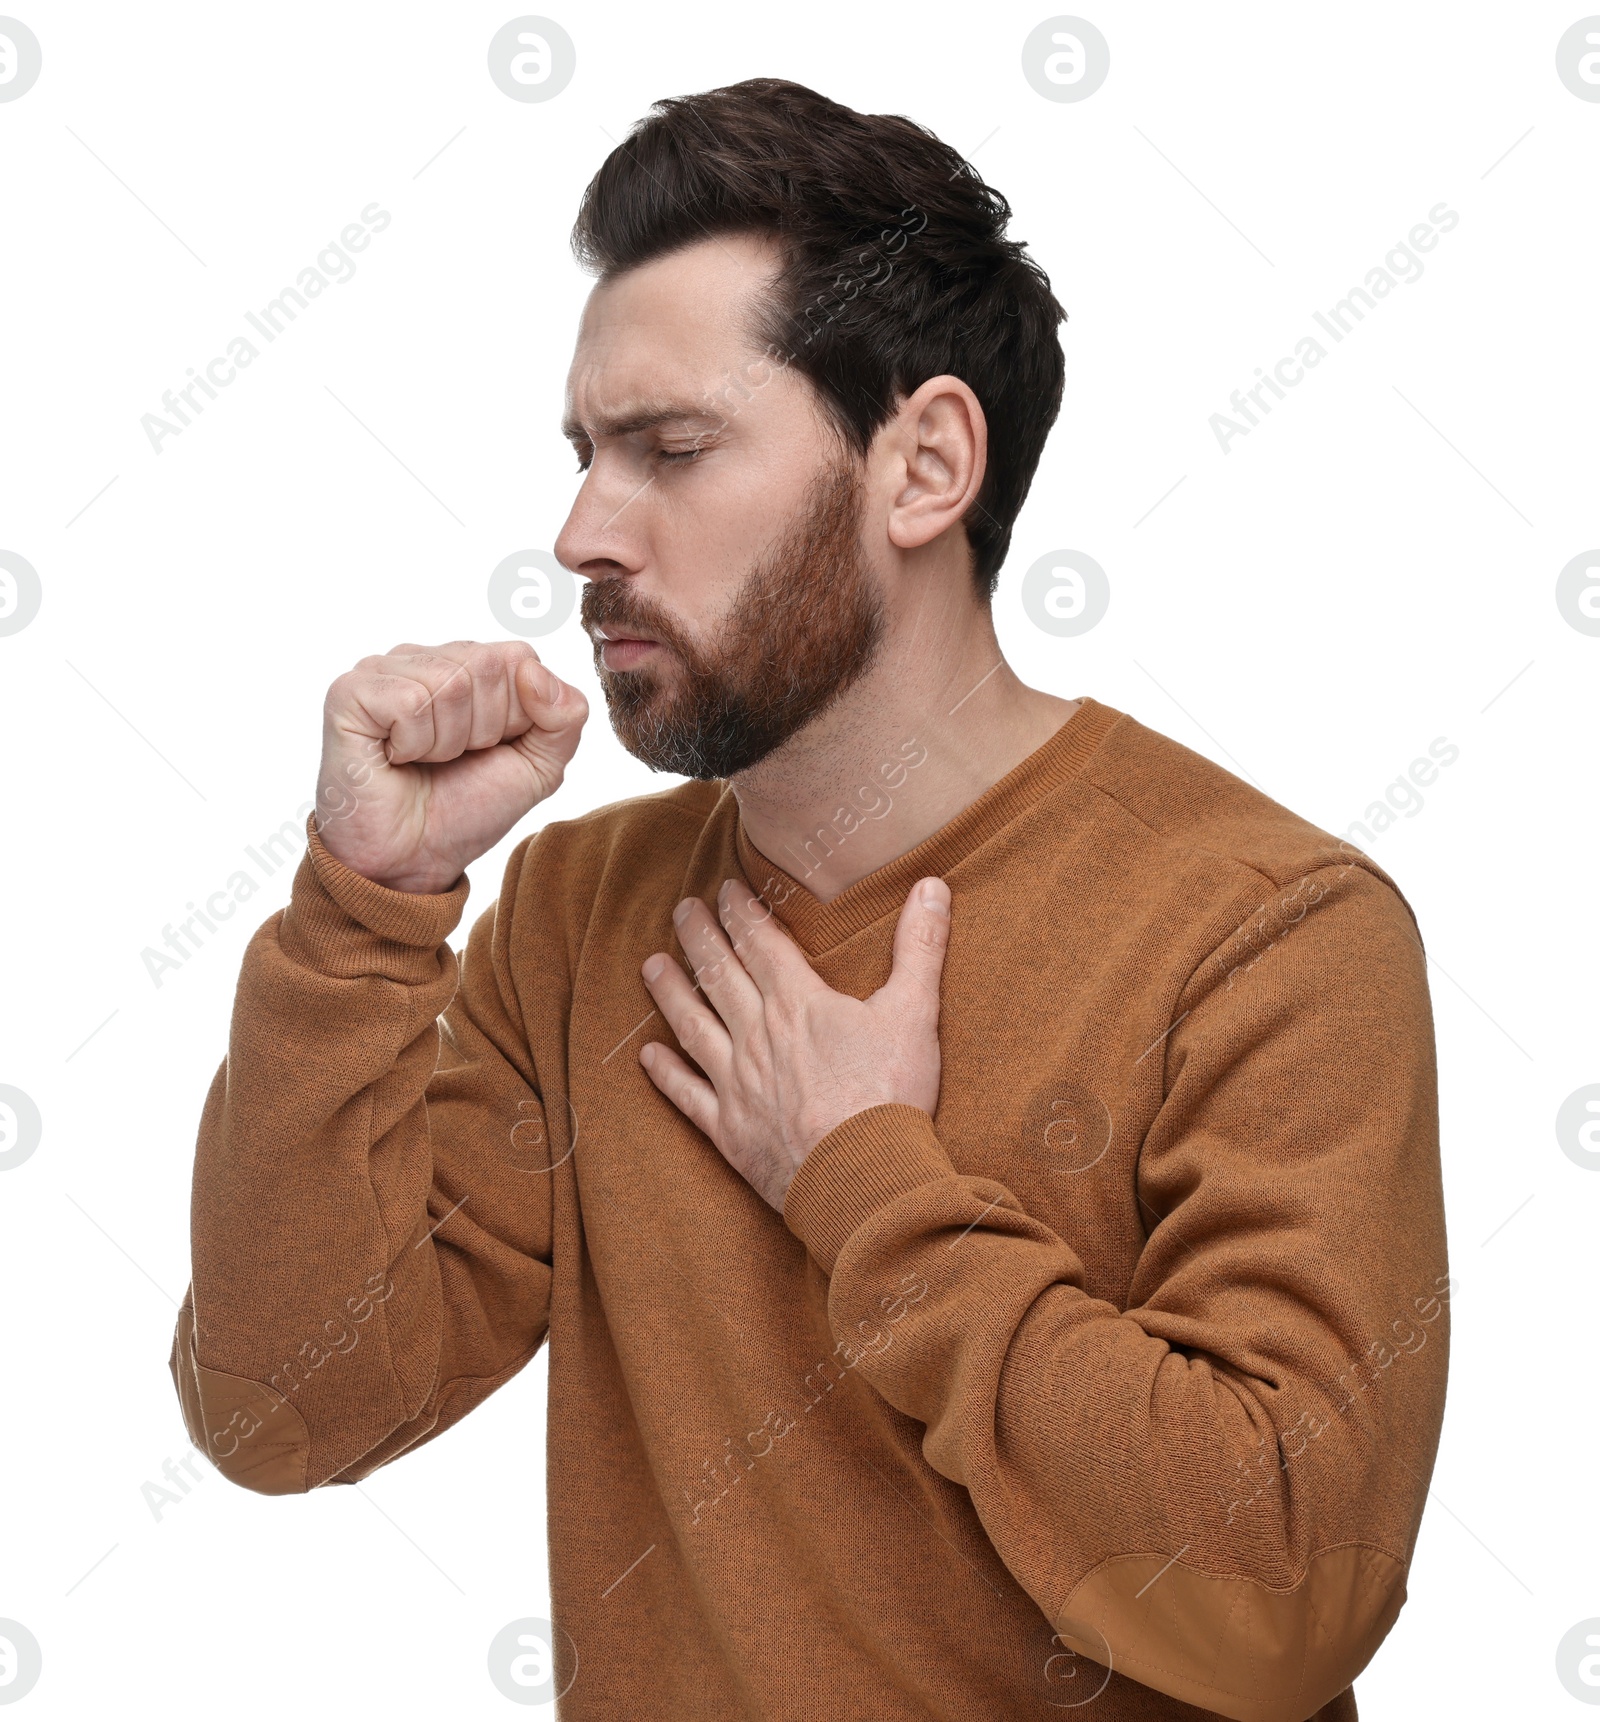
[169,694,1450,1721]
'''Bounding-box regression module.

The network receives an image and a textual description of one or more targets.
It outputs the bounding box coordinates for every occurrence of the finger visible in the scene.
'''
[642,950,734,1086]
[714,877,818,1000]
[672,896,763,1030]
[382,639,529,673]
[384,643,510,755]
[415,649,512,762]
[372,642,550,749]
[458,643,513,752]
[331,668,440,764]
[639,1041,720,1139]
[350,651,478,763]
[881,876,951,1018]
[313,704,388,815]
[421,641,549,741]
[512,651,585,735]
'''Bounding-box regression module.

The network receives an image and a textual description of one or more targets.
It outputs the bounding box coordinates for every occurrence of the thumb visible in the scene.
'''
[883,876,951,1019]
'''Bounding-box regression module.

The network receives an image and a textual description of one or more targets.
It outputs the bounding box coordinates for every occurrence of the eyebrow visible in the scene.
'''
[560,401,727,443]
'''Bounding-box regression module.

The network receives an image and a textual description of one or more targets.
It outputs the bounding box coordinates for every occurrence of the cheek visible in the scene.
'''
[650,494,767,615]
[649,416,838,617]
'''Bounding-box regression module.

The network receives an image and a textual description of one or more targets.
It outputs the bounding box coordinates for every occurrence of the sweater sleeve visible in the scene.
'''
[780,860,1450,1722]
[168,814,556,1495]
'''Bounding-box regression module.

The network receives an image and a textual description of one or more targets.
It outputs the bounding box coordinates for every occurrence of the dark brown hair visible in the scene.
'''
[569,78,1067,602]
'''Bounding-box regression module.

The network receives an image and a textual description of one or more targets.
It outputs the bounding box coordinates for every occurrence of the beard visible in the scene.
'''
[579,454,886,780]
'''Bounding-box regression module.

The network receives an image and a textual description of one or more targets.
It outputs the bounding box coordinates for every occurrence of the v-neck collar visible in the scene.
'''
[721,695,1122,957]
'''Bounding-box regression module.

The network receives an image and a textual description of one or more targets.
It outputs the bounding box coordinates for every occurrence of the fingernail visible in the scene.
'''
[920,878,948,914]
[642,955,666,982]
[673,899,693,925]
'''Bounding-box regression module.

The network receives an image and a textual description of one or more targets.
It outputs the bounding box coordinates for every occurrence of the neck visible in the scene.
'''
[728,596,1078,905]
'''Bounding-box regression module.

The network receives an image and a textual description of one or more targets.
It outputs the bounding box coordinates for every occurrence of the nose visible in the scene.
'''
[554,465,645,587]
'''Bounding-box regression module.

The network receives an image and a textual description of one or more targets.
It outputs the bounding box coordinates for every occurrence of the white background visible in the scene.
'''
[1,2,1596,1716]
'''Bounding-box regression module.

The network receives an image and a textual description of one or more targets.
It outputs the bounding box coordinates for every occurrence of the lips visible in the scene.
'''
[594,626,658,645]
[593,626,663,673]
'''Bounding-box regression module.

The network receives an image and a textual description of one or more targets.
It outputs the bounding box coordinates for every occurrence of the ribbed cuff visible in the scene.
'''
[782,1103,957,1275]
[278,813,470,983]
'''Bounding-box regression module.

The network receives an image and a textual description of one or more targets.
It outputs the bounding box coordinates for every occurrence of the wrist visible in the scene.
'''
[356,864,463,896]
[277,814,470,980]
[313,825,463,896]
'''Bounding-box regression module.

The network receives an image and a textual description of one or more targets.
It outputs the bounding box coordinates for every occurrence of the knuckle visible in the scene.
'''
[326,671,376,721]
[465,644,503,685]
[429,667,471,707]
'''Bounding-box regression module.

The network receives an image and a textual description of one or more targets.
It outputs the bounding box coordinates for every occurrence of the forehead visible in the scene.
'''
[563,232,784,431]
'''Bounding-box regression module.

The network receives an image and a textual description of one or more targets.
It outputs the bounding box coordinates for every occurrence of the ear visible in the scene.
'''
[884,375,988,554]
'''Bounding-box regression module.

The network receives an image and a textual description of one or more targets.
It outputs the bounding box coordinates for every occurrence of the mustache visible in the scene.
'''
[582,583,679,646]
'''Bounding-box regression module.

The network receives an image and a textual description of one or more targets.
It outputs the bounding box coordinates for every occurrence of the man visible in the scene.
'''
[169,78,1449,1721]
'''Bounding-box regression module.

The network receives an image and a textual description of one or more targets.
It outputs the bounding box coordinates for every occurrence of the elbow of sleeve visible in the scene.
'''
[1052,1542,1408,1722]
[169,1291,311,1497]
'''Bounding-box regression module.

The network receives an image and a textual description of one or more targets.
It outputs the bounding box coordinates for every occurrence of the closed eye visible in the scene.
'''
[575,446,705,472]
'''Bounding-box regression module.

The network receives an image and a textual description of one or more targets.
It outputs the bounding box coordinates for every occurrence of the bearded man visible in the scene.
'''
[170,77,1449,1722]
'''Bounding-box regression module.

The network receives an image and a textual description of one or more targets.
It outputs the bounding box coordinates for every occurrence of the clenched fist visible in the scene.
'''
[314,640,588,894]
